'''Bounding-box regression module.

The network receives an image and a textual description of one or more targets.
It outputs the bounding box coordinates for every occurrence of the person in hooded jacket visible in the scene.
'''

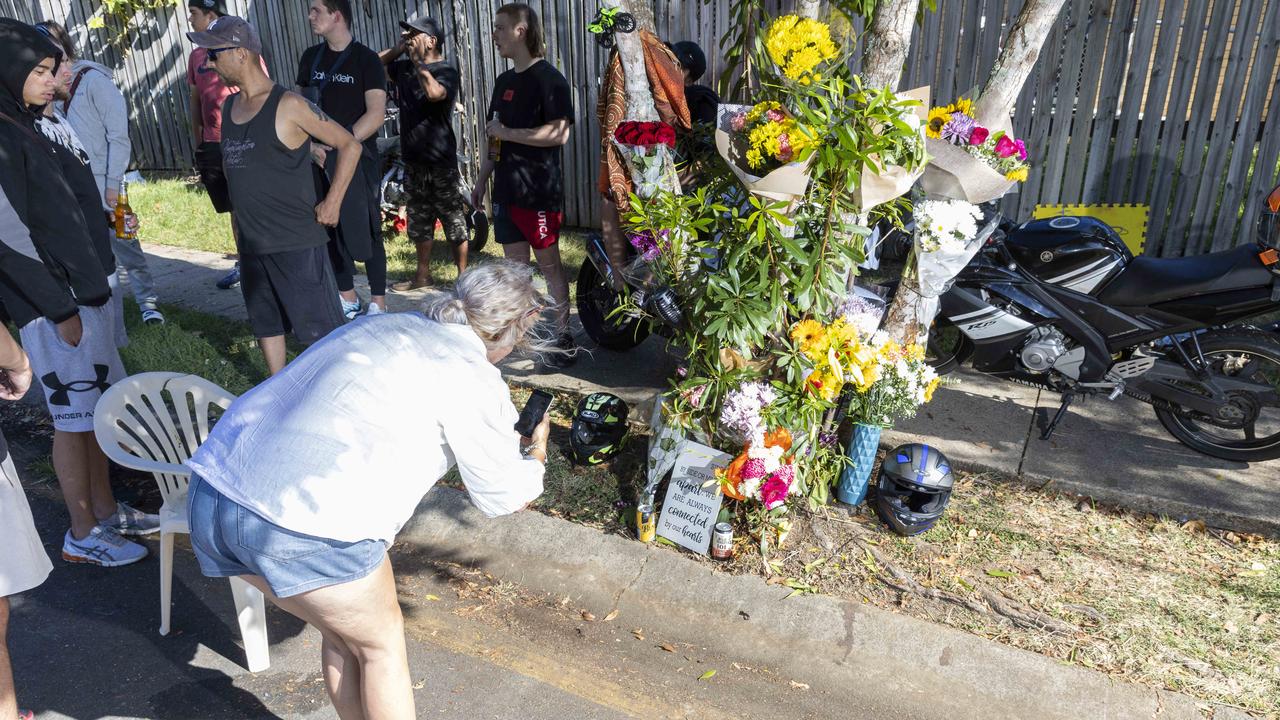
[0,17,158,568]
[36,20,165,326]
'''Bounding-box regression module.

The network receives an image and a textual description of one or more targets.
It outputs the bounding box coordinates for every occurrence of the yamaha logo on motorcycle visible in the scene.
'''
[929,200,1280,463]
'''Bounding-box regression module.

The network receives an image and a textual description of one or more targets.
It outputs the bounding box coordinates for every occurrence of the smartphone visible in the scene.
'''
[514,389,554,437]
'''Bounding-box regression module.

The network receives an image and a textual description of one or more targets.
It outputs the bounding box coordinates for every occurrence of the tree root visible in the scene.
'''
[859,541,1078,635]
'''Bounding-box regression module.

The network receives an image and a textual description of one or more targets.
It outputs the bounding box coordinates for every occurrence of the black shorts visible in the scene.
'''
[196,142,233,214]
[239,245,344,344]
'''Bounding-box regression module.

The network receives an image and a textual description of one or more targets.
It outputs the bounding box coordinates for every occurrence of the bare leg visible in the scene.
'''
[413,239,434,287]
[257,335,288,376]
[532,244,572,336]
[85,434,116,523]
[0,597,17,720]
[52,429,109,539]
[600,199,628,291]
[237,557,413,720]
[453,240,468,275]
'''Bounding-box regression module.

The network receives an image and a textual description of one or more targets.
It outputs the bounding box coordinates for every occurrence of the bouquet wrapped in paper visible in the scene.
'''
[715,102,815,202]
[920,97,1029,204]
[914,198,984,296]
[613,120,681,200]
[854,86,930,210]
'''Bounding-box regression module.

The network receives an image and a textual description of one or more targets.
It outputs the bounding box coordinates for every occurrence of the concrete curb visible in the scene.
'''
[401,487,1220,720]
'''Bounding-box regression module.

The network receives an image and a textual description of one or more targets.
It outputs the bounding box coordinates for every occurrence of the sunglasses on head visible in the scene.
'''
[206,46,237,61]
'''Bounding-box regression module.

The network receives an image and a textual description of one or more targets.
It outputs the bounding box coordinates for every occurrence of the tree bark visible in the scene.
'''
[605,0,659,121]
[879,0,1067,344]
[973,0,1068,124]
[859,0,921,90]
[796,0,822,19]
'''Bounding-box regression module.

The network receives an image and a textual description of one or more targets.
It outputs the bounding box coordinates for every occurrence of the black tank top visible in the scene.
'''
[221,85,328,255]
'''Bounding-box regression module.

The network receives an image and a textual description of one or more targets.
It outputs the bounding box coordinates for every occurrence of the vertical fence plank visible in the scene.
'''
[1038,0,1090,205]
[1079,0,1135,202]
[1234,66,1280,248]
[1215,2,1279,247]
[934,0,963,102]
[1058,0,1115,204]
[1195,0,1262,253]
[1103,0,1160,201]
[1158,0,1235,256]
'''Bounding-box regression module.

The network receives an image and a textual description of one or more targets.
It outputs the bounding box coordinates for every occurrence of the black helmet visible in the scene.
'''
[569,393,630,465]
[874,443,954,536]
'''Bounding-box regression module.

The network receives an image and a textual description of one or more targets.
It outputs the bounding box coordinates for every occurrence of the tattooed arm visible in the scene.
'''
[279,92,361,226]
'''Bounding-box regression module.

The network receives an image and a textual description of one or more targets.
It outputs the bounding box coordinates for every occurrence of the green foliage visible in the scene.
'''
[89,0,174,50]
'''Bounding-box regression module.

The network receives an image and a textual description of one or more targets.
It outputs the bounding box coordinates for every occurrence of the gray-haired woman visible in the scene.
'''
[184,260,551,719]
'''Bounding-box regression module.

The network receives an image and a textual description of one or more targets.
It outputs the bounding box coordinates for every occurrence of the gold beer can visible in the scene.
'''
[636,503,656,542]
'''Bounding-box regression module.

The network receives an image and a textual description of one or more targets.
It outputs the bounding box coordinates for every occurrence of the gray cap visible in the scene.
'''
[186,15,262,55]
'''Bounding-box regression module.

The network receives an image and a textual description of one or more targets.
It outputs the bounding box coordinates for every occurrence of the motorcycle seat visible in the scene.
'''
[1098,243,1273,306]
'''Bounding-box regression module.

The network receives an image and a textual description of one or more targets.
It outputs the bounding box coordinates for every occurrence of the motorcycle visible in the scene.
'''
[921,191,1280,462]
[576,232,685,350]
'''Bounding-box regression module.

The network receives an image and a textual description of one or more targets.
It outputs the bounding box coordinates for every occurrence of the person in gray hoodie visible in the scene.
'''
[0,17,157,568]
[37,20,165,325]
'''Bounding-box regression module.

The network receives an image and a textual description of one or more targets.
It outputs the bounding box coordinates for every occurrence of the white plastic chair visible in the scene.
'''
[93,371,269,672]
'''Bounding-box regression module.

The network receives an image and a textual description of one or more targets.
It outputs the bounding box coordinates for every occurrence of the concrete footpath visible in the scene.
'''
[144,242,1280,537]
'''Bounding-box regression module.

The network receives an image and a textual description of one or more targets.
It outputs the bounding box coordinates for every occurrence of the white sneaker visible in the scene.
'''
[62,526,148,567]
[364,302,384,316]
[98,501,161,536]
[341,296,362,321]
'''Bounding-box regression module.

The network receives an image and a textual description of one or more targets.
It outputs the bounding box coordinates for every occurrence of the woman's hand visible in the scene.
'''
[521,412,552,463]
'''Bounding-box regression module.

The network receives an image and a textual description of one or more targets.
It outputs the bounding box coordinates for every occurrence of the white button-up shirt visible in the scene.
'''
[187,313,545,544]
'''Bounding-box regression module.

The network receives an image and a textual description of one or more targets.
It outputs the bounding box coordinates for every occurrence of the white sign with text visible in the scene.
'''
[657,441,730,556]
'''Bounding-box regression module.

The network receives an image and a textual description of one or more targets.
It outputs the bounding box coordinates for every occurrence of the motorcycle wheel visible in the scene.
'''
[926,318,971,376]
[1153,329,1280,462]
[575,259,651,351]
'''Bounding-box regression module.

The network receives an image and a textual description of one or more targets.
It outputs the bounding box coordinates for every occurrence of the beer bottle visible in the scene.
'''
[114,179,135,241]
[487,111,501,163]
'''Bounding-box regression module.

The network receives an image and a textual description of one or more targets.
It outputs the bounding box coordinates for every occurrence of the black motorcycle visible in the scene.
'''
[924,207,1280,462]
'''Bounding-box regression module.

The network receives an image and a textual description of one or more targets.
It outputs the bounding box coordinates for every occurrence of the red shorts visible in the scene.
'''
[494,203,563,250]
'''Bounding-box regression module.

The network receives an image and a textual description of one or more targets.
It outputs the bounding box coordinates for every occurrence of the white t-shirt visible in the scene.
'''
[186,314,545,543]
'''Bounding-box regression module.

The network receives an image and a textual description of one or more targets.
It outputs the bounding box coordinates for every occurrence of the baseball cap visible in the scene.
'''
[187,0,228,14]
[187,15,262,54]
[399,17,442,41]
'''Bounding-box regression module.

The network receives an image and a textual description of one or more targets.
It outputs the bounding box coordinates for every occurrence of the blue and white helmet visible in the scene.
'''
[874,443,955,536]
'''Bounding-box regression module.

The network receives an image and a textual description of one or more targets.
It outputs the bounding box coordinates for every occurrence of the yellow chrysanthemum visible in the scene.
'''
[906,342,926,362]
[924,377,941,402]
[765,15,838,84]
[1005,166,1029,182]
[790,319,825,355]
[926,107,951,139]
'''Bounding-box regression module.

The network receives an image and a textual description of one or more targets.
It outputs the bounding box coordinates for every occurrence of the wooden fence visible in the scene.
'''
[2,0,1277,256]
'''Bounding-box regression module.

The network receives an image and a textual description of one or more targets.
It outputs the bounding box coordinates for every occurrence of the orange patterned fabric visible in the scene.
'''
[597,30,691,206]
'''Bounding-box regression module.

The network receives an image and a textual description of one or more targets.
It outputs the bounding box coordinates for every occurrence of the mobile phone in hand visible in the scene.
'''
[515,389,553,437]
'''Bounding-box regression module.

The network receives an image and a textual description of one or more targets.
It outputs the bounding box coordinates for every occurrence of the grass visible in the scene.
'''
[132,175,589,293]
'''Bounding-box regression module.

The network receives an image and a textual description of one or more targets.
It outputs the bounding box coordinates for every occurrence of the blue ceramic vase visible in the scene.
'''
[836,423,882,506]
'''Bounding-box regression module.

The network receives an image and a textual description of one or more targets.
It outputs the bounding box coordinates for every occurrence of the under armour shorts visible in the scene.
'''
[20,303,127,433]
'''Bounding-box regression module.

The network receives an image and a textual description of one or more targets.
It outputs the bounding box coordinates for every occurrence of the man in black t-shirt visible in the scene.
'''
[472,3,577,367]
[381,16,469,289]
[296,0,388,317]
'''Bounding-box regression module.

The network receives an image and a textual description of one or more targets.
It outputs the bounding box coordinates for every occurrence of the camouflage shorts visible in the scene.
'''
[405,164,469,246]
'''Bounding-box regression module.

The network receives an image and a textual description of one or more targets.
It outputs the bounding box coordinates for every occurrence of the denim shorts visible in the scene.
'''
[186,474,386,598]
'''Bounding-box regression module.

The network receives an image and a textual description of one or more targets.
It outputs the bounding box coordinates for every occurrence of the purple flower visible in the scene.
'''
[940,114,976,146]
[1014,138,1028,161]
[628,232,661,262]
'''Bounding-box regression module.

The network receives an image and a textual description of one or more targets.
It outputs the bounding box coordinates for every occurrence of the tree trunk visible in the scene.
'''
[879,0,1067,344]
[796,0,822,19]
[973,0,1068,124]
[860,0,921,90]
[605,0,658,121]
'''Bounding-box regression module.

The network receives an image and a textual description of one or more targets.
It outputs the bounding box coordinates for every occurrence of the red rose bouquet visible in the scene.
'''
[612,120,680,199]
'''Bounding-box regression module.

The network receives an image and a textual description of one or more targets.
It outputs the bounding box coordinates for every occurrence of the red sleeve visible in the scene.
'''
[186,51,198,86]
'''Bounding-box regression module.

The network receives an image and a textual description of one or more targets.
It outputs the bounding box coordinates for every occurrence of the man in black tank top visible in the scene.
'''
[188,16,361,375]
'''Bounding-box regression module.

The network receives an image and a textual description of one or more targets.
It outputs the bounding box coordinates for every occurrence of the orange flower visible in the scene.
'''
[718,448,750,501]
[763,427,792,452]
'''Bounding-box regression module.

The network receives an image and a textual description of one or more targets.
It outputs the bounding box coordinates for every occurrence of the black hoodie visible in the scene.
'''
[0,18,109,327]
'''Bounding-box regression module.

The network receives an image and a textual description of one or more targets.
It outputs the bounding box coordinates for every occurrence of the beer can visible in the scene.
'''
[711,522,734,560]
[636,503,656,543]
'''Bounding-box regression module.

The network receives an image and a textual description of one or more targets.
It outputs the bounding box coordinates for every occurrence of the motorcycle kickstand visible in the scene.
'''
[1041,393,1075,441]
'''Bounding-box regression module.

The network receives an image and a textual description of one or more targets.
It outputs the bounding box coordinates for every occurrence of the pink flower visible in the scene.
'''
[772,463,795,484]
[969,126,989,146]
[1014,138,1027,161]
[994,134,1018,158]
[759,473,791,510]
[765,108,786,123]
[730,112,746,132]
[778,133,793,162]
[740,458,768,481]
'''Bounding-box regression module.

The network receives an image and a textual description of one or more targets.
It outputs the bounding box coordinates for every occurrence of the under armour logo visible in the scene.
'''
[42,365,111,406]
